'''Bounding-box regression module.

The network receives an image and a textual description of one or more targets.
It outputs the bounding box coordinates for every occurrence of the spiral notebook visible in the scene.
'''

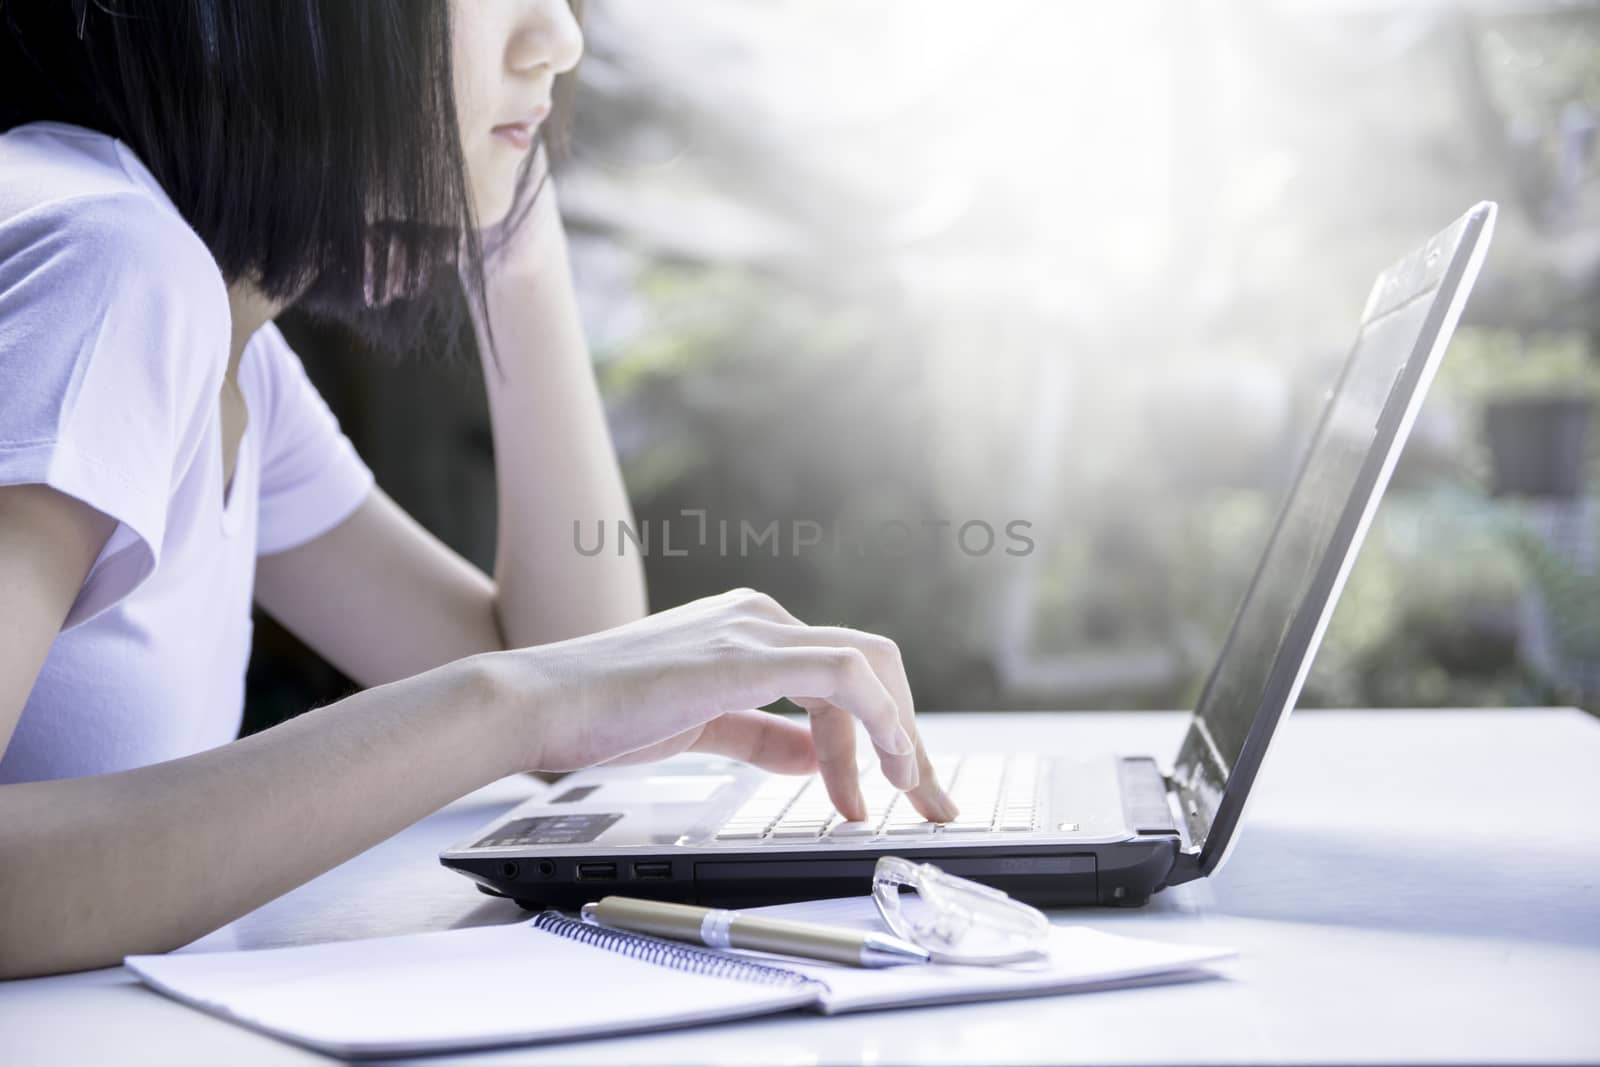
[125,896,1233,1059]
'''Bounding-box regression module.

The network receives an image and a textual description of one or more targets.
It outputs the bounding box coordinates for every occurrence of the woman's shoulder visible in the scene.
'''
[1,121,144,204]
[0,121,227,305]
[0,122,233,491]
[0,122,232,384]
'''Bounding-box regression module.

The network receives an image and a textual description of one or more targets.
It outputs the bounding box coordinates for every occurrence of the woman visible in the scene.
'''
[0,0,957,978]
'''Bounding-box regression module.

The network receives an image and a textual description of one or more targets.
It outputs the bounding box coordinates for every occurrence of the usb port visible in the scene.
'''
[576,862,618,881]
[632,861,672,880]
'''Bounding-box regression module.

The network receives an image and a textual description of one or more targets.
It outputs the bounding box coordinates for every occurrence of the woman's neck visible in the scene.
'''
[225,282,285,382]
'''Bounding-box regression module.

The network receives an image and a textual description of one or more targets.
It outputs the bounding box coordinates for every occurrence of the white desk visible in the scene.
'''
[3,709,1597,1065]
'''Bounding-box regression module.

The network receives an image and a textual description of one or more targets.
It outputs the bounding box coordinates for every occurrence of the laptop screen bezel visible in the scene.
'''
[1168,202,1497,877]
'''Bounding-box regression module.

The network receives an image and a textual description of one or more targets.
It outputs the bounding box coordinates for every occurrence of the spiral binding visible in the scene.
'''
[531,911,816,989]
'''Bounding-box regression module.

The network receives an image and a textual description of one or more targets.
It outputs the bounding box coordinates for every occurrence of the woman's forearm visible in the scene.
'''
[475,179,648,650]
[0,657,518,978]
[0,585,963,978]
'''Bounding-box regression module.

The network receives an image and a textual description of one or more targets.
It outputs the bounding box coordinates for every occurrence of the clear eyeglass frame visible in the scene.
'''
[871,855,1052,966]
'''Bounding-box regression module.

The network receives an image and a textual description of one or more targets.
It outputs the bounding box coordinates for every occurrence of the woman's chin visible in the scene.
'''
[484,195,519,234]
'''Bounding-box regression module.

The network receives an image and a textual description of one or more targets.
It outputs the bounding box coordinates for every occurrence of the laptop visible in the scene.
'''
[443,201,1497,910]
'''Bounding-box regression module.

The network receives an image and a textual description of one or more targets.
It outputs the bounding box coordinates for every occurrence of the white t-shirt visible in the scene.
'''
[0,121,375,784]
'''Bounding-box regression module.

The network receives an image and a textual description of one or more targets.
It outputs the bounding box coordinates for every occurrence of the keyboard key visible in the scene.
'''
[949,797,997,817]
[882,809,931,828]
[713,753,1044,843]
[724,810,780,824]
[725,801,793,823]
[785,805,834,820]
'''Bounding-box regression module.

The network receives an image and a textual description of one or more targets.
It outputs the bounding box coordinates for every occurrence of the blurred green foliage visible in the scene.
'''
[1444,328,1600,398]
[253,2,1600,730]
[565,1,1600,713]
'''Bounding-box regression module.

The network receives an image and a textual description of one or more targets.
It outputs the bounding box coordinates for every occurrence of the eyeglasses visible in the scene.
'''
[871,855,1051,966]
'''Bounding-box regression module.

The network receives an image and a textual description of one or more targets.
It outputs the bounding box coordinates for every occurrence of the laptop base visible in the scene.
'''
[451,837,1180,911]
[444,755,1187,910]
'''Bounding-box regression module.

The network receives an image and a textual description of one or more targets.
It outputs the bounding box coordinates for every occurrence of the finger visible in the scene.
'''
[847,632,953,820]
[757,625,948,807]
[831,631,957,822]
[878,732,956,823]
[791,699,866,821]
[768,646,915,785]
[689,710,818,775]
[796,627,920,793]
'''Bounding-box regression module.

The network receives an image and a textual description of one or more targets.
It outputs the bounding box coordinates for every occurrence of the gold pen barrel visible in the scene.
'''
[727,914,865,966]
[589,896,874,966]
[589,896,707,943]
[588,895,928,972]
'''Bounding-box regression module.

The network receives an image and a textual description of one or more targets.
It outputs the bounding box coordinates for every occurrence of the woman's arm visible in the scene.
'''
[0,654,511,978]
[254,158,642,685]
[0,485,519,977]
[0,487,956,978]
[254,487,504,686]
[473,160,648,648]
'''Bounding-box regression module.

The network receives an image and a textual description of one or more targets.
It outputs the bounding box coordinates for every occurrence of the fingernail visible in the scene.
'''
[890,727,914,755]
[898,761,920,791]
[940,794,961,822]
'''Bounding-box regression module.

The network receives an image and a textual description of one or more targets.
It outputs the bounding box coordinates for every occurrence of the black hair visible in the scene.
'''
[0,0,562,363]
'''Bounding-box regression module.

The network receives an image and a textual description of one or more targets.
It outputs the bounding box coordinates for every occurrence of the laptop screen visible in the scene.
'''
[1169,204,1494,872]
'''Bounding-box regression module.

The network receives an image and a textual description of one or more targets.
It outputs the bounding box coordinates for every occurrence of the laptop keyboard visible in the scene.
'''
[712,753,1040,842]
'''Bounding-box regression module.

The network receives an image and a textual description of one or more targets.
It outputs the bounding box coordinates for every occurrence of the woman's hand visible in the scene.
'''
[483,588,959,824]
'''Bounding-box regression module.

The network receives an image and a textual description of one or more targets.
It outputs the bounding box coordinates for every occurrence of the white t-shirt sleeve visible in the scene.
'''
[248,322,375,555]
[0,192,231,628]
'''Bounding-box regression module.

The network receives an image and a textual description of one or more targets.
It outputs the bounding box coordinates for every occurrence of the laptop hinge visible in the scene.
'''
[1165,846,1204,885]
[1117,757,1180,836]
[1162,773,1205,885]
[1123,760,1204,886]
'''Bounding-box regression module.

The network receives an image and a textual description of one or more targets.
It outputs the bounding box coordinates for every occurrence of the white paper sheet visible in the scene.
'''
[125,896,1234,1056]
[127,921,817,1058]
[736,896,1236,1013]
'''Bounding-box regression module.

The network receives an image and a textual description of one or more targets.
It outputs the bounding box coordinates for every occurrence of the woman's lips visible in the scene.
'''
[491,105,551,151]
[492,123,535,151]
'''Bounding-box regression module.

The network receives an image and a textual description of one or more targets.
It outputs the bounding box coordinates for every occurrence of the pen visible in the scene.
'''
[580,895,931,968]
